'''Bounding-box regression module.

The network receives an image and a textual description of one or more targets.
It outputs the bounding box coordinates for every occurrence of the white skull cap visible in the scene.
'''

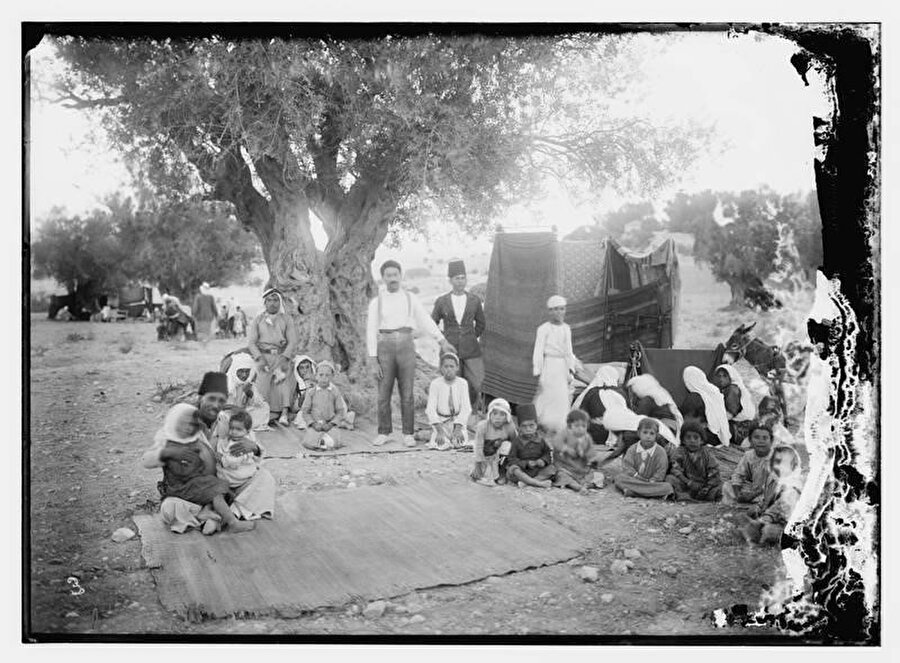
[546,295,567,309]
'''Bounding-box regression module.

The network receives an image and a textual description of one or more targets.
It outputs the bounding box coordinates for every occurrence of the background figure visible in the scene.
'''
[247,287,298,426]
[191,282,218,344]
[431,258,486,414]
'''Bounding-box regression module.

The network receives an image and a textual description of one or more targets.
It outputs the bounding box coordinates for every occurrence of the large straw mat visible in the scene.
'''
[258,425,423,458]
[133,478,588,619]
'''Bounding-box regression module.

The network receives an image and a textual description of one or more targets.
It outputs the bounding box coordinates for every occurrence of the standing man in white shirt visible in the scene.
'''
[431,259,487,414]
[367,260,456,447]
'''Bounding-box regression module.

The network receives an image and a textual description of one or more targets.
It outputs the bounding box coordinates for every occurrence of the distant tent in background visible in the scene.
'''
[481,229,680,406]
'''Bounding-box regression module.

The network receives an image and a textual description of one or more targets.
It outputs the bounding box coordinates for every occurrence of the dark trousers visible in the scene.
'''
[377,332,416,435]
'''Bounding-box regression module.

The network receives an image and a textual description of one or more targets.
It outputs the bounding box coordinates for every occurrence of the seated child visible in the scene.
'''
[741,445,803,545]
[425,352,472,451]
[143,403,255,534]
[299,360,355,450]
[292,355,317,427]
[506,403,556,488]
[216,409,262,490]
[613,418,674,499]
[470,398,516,487]
[226,352,271,431]
[551,409,604,493]
[723,424,774,505]
[665,419,723,501]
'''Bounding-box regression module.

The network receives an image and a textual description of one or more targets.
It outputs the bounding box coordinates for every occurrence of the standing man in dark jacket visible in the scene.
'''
[431,259,487,413]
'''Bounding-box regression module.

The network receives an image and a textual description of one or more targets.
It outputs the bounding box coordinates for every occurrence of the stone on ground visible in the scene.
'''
[111,527,135,543]
[363,600,387,619]
[578,566,600,582]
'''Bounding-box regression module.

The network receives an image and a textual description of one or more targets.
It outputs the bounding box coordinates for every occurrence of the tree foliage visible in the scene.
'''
[664,188,823,305]
[31,196,261,301]
[47,30,711,370]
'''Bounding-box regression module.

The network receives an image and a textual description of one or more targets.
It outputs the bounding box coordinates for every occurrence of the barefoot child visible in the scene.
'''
[742,445,803,545]
[216,409,262,489]
[425,352,472,451]
[299,360,354,451]
[665,419,723,501]
[532,295,588,434]
[470,398,516,487]
[613,418,674,499]
[506,403,556,488]
[723,424,774,505]
[143,403,255,534]
[552,409,604,493]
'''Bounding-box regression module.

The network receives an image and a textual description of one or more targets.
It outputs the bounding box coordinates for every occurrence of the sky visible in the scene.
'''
[27,29,831,259]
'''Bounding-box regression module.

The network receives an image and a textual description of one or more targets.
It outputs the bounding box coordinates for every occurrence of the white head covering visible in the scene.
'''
[572,365,620,410]
[627,373,684,434]
[600,406,676,445]
[158,403,202,445]
[199,282,211,295]
[262,287,285,315]
[486,398,512,424]
[683,366,731,446]
[716,364,757,422]
[546,295,567,309]
[293,354,316,387]
[227,352,257,395]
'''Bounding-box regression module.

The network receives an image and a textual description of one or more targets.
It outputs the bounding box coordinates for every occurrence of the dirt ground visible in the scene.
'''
[28,321,801,640]
[27,256,814,638]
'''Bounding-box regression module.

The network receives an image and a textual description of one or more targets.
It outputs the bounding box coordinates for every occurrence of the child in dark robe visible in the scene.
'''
[665,419,723,501]
[741,445,803,545]
[506,403,556,488]
[551,409,604,493]
[145,403,255,534]
[613,418,674,499]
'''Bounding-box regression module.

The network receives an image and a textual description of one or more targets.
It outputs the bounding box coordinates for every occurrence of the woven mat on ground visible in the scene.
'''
[257,425,423,458]
[133,479,588,619]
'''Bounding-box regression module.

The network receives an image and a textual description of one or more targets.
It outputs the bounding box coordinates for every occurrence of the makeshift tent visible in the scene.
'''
[481,231,679,406]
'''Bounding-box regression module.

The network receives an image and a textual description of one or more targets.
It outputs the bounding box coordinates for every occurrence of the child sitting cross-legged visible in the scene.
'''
[143,403,255,534]
[299,360,355,451]
[665,419,723,502]
[425,352,472,451]
[505,403,556,488]
[551,409,604,493]
[470,398,516,487]
[741,445,803,545]
[613,417,675,499]
[723,424,774,506]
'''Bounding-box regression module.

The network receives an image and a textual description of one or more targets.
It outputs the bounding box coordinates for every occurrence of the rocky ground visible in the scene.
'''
[28,312,802,640]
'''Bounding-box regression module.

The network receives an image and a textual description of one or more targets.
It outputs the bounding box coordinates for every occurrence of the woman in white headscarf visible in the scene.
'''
[573,366,623,444]
[681,366,731,447]
[713,363,758,446]
[226,352,271,431]
[627,373,684,443]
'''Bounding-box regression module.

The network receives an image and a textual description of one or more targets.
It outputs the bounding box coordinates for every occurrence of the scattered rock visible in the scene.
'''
[578,566,600,583]
[393,605,409,614]
[678,526,694,535]
[623,548,642,559]
[151,395,163,402]
[350,469,367,477]
[566,557,583,566]
[406,602,424,613]
[664,517,677,527]
[485,575,503,584]
[65,611,79,618]
[663,566,678,576]
[610,560,630,575]
[346,604,360,616]
[347,482,357,489]
[471,610,483,618]
[111,528,136,543]
[362,600,387,619]
[408,614,426,624]
[623,560,635,569]
[600,593,614,604]
[539,591,552,599]
[340,474,351,481]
